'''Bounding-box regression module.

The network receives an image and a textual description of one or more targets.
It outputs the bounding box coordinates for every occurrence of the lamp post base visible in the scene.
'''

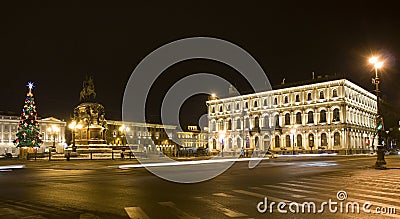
[375,145,386,169]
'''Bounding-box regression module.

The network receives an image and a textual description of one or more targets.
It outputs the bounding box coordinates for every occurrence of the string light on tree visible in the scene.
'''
[14,82,43,147]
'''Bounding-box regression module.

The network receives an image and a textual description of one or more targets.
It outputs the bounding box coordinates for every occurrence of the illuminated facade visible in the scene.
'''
[106,120,177,155]
[177,126,208,148]
[207,79,377,155]
[0,115,66,155]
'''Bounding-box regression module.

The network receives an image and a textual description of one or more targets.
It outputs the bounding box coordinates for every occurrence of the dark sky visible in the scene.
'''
[0,1,399,126]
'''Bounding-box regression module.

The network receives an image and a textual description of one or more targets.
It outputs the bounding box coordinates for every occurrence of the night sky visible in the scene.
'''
[1,1,399,127]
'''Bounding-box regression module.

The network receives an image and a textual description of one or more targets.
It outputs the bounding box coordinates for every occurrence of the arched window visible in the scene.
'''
[254,117,260,129]
[263,135,271,150]
[295,94,300,102]
[319,91,325,99]
[334,132,340,146]
[333,108,340,122]
[213,139,217,149]
[264,116,269,128]
[211,120,216,131]
[297,134,302,147]
[308,111,314,123]
[296,112,302,124]
[245,102,248,109]
[219,106,223,112]
[263,99,268,106]
[274,114,280,127]
[227,119,232,130]
[245,117,250,128]
[228,138,233,149]
[307,93,312,101]
[285,135,291,147]
[236,118,241,129]
[236,103,240,110]
[275,135,280,148]
[255,136,259,148]
[284,96,288,103]
[285,113,290,125]
[237,137,242,148]
[219,120,224,130]
[321,133,328,146]
[308,134,314,149]
[254,100,258,108]
[274,97,278,105]
[211,107,215,113]
[226,104,231,111]
[320,110,327,123]
[333,89,338,97]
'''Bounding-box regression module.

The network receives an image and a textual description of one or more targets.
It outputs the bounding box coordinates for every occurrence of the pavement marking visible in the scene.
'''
[124,207,150,219]
[194,196,247,218]
[300,177,400,195]
[249,186,309,200]
[213,193,235,198]
[158,201,200,219]
[281,180,400,217]
[294,179,400,206]
[282,181,400,206]
[232,189,290,203]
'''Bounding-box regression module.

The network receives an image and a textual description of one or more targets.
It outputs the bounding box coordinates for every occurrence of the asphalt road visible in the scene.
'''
[0,155,400,219]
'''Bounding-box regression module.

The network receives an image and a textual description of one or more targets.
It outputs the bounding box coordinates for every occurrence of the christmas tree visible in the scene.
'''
[14,82,43,147]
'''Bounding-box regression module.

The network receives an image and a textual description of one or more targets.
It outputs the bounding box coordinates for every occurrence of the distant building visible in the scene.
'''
[105,120,177,156]
[207,79,377,155]
[176,126,208,149]
[0,115,66,155]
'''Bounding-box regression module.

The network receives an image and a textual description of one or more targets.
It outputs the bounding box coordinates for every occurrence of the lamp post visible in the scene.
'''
[119,125,130,159]
[369,56,386,169]
[47,125,59,161]
[119,125,130,147]
[69,121,82,152]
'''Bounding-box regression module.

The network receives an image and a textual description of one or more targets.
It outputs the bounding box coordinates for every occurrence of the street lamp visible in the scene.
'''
[119,125,130,147]
[47,125,60,161]
[369,56,386,169]
[290,128,296,155]
[69,121,82,152]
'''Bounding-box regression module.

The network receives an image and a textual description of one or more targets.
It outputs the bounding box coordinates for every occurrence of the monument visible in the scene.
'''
[71,76,108,152]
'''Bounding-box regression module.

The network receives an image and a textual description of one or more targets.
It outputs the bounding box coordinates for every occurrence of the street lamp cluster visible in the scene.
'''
[68,121,82,152]
[119,125,130,147]
[368,56,386,169]
[47,125,60,160]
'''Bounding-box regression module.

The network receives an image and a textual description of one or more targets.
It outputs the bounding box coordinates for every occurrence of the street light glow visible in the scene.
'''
[369,56,378,64]
[68,121,76,129]
[374,61,384,69]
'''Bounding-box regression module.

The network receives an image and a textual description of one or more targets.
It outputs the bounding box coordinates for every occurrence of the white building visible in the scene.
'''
[106,120,177,156]
[177,126,208,149]
[0,115,66,155]
[207,79,377,155]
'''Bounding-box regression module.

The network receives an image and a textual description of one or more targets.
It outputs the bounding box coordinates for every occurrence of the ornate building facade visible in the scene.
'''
[207,79,377,155]
[0,115,66,155]
[176,126,208,149]
[106,120,177,156]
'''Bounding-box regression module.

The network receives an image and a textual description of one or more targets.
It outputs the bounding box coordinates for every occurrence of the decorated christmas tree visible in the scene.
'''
[14,82,43,147]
